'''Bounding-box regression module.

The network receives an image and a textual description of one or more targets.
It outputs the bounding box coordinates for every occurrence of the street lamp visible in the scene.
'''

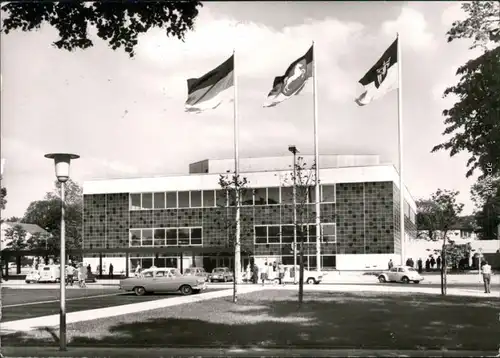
[45,153,79,351]
[288,145,299,284]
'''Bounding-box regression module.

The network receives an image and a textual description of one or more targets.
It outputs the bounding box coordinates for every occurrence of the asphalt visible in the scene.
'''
[1,347,499,357]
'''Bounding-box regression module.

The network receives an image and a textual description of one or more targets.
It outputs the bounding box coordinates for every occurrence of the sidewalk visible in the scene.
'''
[2,347,499,358]
[1,285,262,333]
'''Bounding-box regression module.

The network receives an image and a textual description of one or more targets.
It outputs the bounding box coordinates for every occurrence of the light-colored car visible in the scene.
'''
[119,267,207,296]
[209,267,234,282]
[277,265,323,284]
[39,264,61,283]
[378,265,424,284]
[25,269,41,283]
[184,267,209,282]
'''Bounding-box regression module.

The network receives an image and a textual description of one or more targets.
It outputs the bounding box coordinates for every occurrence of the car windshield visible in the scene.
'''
[213,268,225,273]
[184,269,193,274]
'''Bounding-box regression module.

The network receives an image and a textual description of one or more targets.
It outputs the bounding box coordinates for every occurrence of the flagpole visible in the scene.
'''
[233,49,242,299]
[396,33,405,266]
[312,41,321,273]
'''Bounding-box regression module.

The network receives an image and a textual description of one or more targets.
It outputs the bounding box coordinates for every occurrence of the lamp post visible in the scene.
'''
[288,145,299,284]
[45,153,79,351]
[478,247,483,280]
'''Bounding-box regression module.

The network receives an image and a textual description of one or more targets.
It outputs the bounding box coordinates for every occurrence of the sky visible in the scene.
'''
[0,1,485,219]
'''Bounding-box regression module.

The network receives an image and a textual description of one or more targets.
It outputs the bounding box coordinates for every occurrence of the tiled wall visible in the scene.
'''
[82,181,415,256]
[393,183,417,256]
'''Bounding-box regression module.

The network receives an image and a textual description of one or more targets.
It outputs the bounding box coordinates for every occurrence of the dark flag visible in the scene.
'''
[355,38,398,106]
[263,46,313,107]
[185,55,234,113]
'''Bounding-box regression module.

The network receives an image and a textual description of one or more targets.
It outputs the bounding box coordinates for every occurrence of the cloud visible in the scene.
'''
[381,7,437,51]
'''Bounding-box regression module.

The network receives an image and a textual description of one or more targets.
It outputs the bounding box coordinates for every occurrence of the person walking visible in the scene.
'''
[261,262,267,286]
[431,256,436,269]
[109,263,114,280]
[481,260,492,294]
[388,259,394,270]
[245,264,251,283]
[252,263,259,284]
[77,264,87,288]
[135,263,142,277]
[66,263,76,286]
[417,258,423,274]
[278,262,285,285]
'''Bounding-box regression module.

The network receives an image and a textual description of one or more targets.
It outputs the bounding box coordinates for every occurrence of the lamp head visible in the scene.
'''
[45,153,79,183]
[288,145,299,154]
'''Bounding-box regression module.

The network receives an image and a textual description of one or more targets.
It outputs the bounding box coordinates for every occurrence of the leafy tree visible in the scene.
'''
[4,224,28,274]
[470,176,500,240]
[1,1,203,57]
[431,1,500,178]
[416,190,464,295]
[281,157,317,308]
[22,179,83,253]
[217,173,250,304]
[0,176,6,210]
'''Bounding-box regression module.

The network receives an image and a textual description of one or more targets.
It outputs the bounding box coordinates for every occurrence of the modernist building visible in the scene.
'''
[82,155,416,273]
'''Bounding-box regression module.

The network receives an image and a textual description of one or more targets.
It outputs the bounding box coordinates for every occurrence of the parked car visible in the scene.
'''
[25,269,41,283]
[272,265,323,284]
[209,267,234,282]
[377,265,424,284]
[39,264,61,283]
[184,267,209,282]
[119,267,207,296]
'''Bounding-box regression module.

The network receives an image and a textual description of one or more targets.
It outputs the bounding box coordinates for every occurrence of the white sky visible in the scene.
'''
[0,1,483,218]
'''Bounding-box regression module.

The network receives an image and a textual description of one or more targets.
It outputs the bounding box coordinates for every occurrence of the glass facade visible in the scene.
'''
[83,181,416,269]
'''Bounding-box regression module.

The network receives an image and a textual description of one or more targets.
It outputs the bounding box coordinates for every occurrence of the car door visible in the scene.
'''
[396,267,405,281]
[141,271,155,290]
[387,267,398,281]
[152,270,167,291]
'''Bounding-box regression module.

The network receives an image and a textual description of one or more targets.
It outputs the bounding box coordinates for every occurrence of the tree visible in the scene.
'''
[217,173,249,304]
[470,176,500,240]
[4,224,29,274]
[416,190,464,295]
[431,1,500,178]
[0,175,6,210]
[1,1,203,57]
[282,157,317,308]
[22,179,83,254]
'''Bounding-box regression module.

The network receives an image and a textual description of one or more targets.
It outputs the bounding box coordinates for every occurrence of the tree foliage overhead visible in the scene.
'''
[432,1,500,178]
[1,1,203,57]
[470,176,500,239]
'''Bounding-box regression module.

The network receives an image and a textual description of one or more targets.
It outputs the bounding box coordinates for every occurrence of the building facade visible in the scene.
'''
[82,156,417,273]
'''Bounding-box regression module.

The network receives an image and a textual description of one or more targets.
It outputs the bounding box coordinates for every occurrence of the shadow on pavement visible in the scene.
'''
[2,290,500,351]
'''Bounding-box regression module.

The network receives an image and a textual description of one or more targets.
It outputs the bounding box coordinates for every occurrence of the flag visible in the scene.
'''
[355,38,398,106]
[263,46,313,107]
[185,55,234,113]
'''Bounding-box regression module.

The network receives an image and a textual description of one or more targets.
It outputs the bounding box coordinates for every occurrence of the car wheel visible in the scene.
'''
[134,286,146,296]
[378,276,387,283]
[413,280,420,284]
[401,276,410,284]
[306,278,315,284]
[25,280,30,284]
[180,285,193,295]
[273,278,280,285]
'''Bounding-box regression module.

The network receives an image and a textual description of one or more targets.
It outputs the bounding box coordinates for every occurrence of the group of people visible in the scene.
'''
[245,261,286,285]
[64,262,88,287]
[388,256,443,274]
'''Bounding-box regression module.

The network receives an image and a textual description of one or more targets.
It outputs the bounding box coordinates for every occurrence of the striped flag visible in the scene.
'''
[185,55,234,113]
[355,38,398,106]
[263,46,313,107]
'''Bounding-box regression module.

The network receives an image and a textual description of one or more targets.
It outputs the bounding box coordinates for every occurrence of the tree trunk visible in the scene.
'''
[233,256,238,303]
[298,243,304,308]
[16,255,21,275]
[441,240,447,295]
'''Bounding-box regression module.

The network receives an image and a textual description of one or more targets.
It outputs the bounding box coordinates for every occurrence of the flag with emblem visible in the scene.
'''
[355,38,398,106]
[185,55,234,113]
[263,45,313,107]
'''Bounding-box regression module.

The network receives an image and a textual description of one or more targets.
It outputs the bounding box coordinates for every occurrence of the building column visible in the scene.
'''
[180,252,184,273]
[99,253,103,278]
[125,253,129,278]
[192,252,196,267]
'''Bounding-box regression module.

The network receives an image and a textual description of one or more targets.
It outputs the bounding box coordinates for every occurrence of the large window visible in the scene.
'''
[154,192,165,209]
[166,192,177,208]
[190,191,202,208]
[254,188,266,205]
[241,188,253,206]
[281,225,295,243]
[131,227,203,247]
[178,192,190,208]
[321,184,336,203]
[267,187,280,205]
[203,190,215,207]
[142,193,153,209]
[268,226,280,243]
[322,255,336,268]
[322,224,336,243]
[255,226,267,244]
[142,229,153,246]
[130,194,141,210]
[281,187,293,204]
[215,190,226,207]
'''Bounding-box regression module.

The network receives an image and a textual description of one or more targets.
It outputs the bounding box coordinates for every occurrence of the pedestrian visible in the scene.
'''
[431,256,436,269]
[417,258,423,274]
[266,261,273,282]
[87,264,91,276]
[252,264,259,284]
[278,262,285,285]
[425,258,430,272]
[388,259,393,270]
[260,263,267,286]
[66,263,76,286]
[245,264,251,283]
[78,264,87,288]
[405,258,411,267]
[109,263,114,279]
[435,256,440,270]
[135,263,142,277]
[481,260,492,294]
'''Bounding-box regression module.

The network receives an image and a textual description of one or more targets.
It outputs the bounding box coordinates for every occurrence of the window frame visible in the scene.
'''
[190,190,202,208]
[130,194,142,211]
[321,184,336,203]
[153,192,166,209]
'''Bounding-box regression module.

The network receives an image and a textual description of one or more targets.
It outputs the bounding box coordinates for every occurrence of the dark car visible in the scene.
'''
[184,267,210,282]
[209,267,233,282]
